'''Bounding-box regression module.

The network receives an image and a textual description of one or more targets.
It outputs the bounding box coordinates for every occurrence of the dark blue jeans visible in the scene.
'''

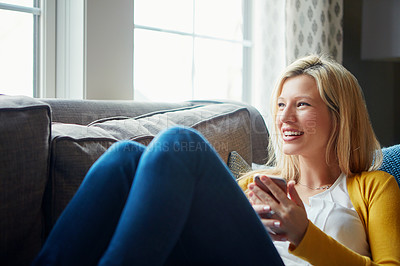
[33,127,283,265]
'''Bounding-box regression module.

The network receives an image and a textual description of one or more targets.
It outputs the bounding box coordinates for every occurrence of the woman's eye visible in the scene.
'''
[298,102,310,107]
[278,103,285,109]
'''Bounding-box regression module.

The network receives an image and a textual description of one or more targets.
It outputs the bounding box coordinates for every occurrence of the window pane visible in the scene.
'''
[0,0,33,7]
[134,0,193,33]
[0,9,34,97]
[195,0,243,40]
[193,38,242,101]
[134,29,192,102]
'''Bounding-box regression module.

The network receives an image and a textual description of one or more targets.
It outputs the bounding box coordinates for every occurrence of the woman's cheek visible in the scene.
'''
[305,119,317,135]
[302,112,318,135]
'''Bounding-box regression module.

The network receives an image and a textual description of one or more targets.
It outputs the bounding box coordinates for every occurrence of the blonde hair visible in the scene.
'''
[241,54,382,182]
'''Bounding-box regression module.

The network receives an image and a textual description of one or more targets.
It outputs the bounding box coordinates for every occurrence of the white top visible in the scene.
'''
[274,173,370,265]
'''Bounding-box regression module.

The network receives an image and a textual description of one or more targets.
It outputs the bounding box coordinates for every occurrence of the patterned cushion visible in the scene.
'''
[379,145,400,187]
[227,151,252,179]
[45,104,252,234]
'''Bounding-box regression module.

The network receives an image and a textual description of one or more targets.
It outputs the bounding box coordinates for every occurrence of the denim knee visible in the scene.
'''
[154,126,210,153]
[95,140,146,179]
[108,140,145,154]
[161,126,205,143]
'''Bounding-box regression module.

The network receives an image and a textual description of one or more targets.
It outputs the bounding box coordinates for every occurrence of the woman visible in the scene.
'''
[33,55,400,265]
[238,54,400,265]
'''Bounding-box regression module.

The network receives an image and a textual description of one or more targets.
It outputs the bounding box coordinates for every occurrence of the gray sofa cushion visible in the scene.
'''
[45,104,252,234]
[0,96,51,265]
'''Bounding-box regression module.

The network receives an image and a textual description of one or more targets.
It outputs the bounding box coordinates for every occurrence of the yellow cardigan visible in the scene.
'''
[238,171,400,265]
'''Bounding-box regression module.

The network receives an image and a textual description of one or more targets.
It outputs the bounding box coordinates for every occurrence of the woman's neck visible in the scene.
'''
[298,155,341,187]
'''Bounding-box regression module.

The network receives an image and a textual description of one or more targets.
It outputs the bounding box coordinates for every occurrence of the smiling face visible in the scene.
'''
[276,75,333,159]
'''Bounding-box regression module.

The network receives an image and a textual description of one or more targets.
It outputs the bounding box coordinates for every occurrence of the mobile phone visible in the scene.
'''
[254,175,287,195]
[254,176,287,224]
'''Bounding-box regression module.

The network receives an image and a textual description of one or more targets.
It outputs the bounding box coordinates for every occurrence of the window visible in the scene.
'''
[133,0,252,102]
[0,1,40,97]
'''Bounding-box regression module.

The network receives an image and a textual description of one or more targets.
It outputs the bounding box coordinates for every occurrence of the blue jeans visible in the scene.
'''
[33,127,283,265]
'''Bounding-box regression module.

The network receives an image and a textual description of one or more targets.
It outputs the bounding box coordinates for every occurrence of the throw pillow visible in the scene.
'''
[228,151,252,179]
[379,145,400,187]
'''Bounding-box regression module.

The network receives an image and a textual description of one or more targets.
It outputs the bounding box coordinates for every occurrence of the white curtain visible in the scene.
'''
[252,0,286,128]
[251,0,343,127]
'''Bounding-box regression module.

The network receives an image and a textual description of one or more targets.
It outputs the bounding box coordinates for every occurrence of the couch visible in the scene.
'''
[0,95,270,265]
[1,95,399,265]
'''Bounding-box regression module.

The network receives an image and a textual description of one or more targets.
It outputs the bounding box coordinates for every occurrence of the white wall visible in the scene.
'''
[54,0,133,100]
[85,0,133,100]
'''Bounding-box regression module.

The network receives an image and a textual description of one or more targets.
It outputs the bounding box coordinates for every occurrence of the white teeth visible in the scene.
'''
[284,131,302,136]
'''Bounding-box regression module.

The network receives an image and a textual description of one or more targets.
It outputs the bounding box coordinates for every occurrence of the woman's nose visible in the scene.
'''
[279,106,296,123]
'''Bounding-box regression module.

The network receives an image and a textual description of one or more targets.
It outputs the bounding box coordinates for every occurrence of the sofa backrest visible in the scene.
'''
[41,98,270,165]
[40,98,194,125]
[44,104,254,235]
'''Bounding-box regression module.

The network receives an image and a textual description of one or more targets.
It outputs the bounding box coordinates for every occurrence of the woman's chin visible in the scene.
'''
[282,145,301,156]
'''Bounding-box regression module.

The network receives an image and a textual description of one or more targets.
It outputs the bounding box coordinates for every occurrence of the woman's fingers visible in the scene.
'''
[252,204,279,219]
[268,233,289,242]
[250,177,309,246]
[287,180,304,209]
[252,204,271,213]
[261,218,282,231]
[248,187,263,205]
[260,219,288,241]
[258,176,289,204]
[248,176,288,211]
[248,182,276,205]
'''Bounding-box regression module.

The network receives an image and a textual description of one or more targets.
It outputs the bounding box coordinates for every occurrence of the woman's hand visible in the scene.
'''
[248,175,309,247]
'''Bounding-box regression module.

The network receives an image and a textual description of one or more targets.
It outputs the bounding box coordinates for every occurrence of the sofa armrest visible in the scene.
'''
[0,95,51,265]
[188,100,270,164]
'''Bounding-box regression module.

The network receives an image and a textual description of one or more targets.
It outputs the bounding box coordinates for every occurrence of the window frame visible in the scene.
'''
[39,0,56,98]
[0,1,42,97]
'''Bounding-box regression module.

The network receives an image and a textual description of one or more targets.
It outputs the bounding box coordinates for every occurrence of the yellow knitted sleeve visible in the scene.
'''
[237,175,253,193]
[348,171,400,265]
[289,221,373,265]
[290,171,400,265]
